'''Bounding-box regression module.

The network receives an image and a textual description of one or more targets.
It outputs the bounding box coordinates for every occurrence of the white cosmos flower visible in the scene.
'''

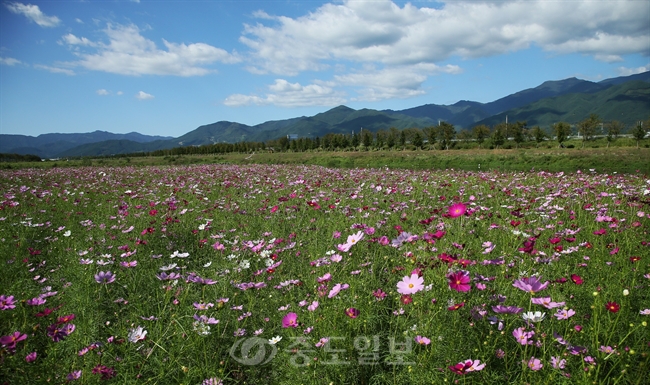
[63,230,71,237]
[522,311,546,323]
[268,336,282,345]
[128,326,147,343]
[160,263,177,271]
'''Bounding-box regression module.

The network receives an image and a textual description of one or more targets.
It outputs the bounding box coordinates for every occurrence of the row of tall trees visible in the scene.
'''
[108,116,649,159]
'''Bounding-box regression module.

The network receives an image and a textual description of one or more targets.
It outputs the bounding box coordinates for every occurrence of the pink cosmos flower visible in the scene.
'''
[25,351,37,362]
[282,312,298,328]
[447,271,471,292]
[397,273,424,295]
[526,357,543,371]
[328,283,349,298]
[414,336,431,345]
[317,273,332,283]
[513,327,534,345]
[337,231,364,252]
[448,203,467,218]
[531,297,565,309]
[307,301,319,311]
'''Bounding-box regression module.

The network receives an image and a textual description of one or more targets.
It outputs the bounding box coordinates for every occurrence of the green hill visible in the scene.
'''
[474,81,650,128]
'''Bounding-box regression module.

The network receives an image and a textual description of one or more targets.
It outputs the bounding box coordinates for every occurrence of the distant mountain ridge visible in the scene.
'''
[0,130,173,159]
[2,71,648,158]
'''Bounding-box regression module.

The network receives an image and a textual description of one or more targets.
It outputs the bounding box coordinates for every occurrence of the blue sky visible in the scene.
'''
[1,0,648,138]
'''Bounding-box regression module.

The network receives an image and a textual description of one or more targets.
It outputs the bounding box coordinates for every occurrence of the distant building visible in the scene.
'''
[287,134,299,140]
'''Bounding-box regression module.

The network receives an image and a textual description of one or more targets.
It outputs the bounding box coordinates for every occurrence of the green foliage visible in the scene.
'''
[553,122,572,147]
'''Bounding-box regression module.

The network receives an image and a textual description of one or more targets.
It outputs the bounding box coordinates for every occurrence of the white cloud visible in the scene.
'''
[224,79,346,107]
[75,18,84,24]
[241,0,649,75]
[61,33,97,47]
[0,57,21,66]
[5,2,61,27]
[136,91,154,100]
[117,91,123,96]
[34,64,74,75]
[96,89,109,95]
[335,63,462,102]
[232,0,649,105]
[617,65,649,76]
[62,24,240,76]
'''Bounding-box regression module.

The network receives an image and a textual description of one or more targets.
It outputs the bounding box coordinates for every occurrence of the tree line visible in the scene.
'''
[94,115,650,159]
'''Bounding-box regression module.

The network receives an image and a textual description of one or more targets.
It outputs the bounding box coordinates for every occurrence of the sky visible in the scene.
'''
[1,0,648,138]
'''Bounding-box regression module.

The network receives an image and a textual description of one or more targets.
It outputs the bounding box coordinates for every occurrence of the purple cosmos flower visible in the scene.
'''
[66,370,82,382]
[554,308,576,320]
[94,271,115,284]
[492,305,523,314]
[513,276,549,293]
[0,295,17,310]
[567,345,587,355]
[26,297,46,306]
[551,356,566,369]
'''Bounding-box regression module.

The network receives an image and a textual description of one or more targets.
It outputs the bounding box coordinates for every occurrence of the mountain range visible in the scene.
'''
[2,71,648,159]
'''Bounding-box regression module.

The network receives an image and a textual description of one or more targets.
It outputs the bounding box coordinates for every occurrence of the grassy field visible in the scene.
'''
[3,142,650,175]
[0,163,648,384]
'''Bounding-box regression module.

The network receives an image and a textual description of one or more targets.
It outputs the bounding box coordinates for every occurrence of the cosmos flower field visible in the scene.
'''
[1,164,648,384]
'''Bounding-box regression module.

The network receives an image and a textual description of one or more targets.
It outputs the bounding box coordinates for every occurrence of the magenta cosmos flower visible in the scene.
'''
[414,335,431,345]
[94,271,116,284]
[447,203,467,218]
[447,271,471,292]
[449,359,485,374]
[0,331,27,349]
[345,308,360,318]
[282,312,298,328]
[397,273,424,295]
[512,276,549,294]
